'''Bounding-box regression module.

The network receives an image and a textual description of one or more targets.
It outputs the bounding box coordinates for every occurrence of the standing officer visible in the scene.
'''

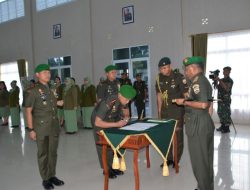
[26,64,64,190]
[54,76,64,126]
[120,72,132,117]
[133,73,147,119]
[215,66,233,133]
[91,85,136,179]
[175,56,214,190]
[9,80,20,128]
[155,57,188,166]
[96,65,120,102]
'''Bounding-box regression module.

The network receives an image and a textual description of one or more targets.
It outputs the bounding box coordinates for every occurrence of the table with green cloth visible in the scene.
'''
[97,119,178,190]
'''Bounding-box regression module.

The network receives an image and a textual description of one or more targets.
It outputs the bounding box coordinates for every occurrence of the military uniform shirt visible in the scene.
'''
[25,82,59,138]
[185,73,214,136]
[217,77,233,101]
[9,87,20,107]
[91,95,123,125]
[96,79,120,101]
[155,71,188,119]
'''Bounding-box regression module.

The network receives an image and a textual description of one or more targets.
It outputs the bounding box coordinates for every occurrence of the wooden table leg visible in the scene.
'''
[133,150,140,190]
[146,145,150,168]
[102,144,109,190]
[173,133,179,173]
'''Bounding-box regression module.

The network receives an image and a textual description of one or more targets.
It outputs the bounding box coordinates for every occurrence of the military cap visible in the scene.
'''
[223,66,231,71]
[183,56,205,67]
[119,85,136,100]
[11,80,17,84]
[105,65,117,73]
[35,64,50,73]
[158,57,171,67]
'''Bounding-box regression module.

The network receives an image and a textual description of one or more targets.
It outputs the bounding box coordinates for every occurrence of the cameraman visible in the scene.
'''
[214,67,233,133]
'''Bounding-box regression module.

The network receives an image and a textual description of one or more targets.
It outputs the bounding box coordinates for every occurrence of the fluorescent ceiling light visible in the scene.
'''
[0,0,7,3]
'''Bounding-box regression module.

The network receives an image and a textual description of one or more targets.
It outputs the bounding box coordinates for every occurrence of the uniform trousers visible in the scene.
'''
[81,106,94,128]
[0,106,10,117]
[36,135,59,180]
[187,134,214,190]
[64,109,78,132]
[10,107,20,126]
[93,126,113,169]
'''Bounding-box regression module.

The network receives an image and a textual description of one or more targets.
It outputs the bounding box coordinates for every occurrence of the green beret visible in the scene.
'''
[105,65,117,73]
[223,66,231,71]
[35,64,50,73]
[158,57,171,67]
[119,85,136,100]
[183,56,205,67]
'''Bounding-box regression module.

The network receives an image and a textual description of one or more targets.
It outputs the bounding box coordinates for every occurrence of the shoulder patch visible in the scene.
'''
[192,84,200,94]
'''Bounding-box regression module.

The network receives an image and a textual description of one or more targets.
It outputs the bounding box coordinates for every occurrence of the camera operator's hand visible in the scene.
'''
[214,76,220,81]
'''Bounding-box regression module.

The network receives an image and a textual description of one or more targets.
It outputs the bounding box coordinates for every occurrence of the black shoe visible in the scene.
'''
[49,177,64,186]
[221,126,230,133]
[1,122,8,126]
[216,124,224,131]
[42,180,54,190]
[103,170,117,179]
[11,125,19,128]
[65,131,76,134]
[112,169,124,176]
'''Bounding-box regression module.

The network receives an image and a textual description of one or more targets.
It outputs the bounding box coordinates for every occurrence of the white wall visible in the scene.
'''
[91,0,184,117]
[0,0,33,74]
[1,0,250,117]
[31,0,92,83]
[181,0,250,56]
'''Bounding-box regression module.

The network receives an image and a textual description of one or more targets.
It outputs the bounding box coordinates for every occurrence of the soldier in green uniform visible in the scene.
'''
[26,64,64,190]
[120,72,132,117]
[0,81,9,126]
[71,77,81,122]
[155,57,188,167]
[96,77,105,100]
[215,66,233,133]
[133,73,147,119]
[55,76,64,126]
[96,65,120,102]
[63,77,78,134]
[80,77,96,128]
[91,85,136,179]
[175,56,214,190]
[9,80,20,128]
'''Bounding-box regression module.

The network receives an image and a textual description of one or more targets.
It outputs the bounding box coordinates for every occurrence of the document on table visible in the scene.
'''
[120,122,158,131]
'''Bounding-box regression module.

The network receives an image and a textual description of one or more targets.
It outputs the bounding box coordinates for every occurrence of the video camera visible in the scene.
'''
[209,69,220,80]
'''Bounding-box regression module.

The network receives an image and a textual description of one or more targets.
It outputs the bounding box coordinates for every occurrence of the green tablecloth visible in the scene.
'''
[100,119,177,176]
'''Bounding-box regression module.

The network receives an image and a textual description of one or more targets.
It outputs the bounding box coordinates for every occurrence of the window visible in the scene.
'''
[0,62,23,104]
[36,0,74,11]
[113,45,151,117]
[206,29,250,124]
[48,56,71,82]
[0,0,24,24]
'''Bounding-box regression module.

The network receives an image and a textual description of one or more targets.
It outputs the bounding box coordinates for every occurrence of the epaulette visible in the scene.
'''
[107,99,116,109]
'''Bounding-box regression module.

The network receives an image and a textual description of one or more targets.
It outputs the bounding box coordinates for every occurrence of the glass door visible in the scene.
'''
[113,45,151,118]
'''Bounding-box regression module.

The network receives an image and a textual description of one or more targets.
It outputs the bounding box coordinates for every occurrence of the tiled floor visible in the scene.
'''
[0,120,249,190]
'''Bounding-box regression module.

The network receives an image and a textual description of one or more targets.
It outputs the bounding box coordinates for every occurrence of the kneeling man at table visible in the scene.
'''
[91,85,136,179]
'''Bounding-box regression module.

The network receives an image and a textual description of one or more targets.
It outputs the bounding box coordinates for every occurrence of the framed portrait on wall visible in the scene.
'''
[122,5,134,24]
[53,24,61,39]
